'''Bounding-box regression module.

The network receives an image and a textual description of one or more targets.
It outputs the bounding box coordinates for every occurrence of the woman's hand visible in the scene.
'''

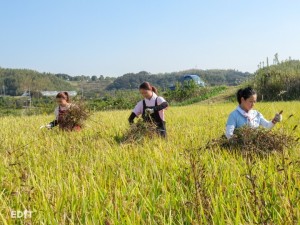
[272,113,282,124]
[40,124,53,129]
[145,108,154,114]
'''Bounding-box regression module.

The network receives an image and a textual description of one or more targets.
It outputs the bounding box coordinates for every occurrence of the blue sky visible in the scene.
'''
[0,0,299,76]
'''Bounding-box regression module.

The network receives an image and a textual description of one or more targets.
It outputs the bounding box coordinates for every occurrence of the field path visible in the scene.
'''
[195,86,239,104]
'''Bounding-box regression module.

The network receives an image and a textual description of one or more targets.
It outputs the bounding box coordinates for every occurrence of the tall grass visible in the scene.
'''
[0,102,299,224]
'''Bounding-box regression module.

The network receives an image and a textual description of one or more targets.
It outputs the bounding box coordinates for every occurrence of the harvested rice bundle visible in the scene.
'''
[207,126,297,156]
[122,119,159,143]
[59,102,91,131]
[41,92,91,131]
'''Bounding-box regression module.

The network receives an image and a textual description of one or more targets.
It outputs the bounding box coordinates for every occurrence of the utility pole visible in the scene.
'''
[28,88,32,108]
[274,53,279,64]
[81,78,84,99]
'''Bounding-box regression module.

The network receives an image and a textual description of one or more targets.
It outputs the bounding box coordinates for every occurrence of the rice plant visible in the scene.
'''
[0,102,299,224]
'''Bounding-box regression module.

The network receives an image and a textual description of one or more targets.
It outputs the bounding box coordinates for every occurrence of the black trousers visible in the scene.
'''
[157,121,167,138]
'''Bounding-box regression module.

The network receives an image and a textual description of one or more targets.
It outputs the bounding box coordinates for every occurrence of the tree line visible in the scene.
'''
[106,69,251,90]
[0,66,250,96]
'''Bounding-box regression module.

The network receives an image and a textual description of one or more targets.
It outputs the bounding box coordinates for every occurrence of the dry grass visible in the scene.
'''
[59,102,91,131]
[207,126,297,156]
[121,118,159,143]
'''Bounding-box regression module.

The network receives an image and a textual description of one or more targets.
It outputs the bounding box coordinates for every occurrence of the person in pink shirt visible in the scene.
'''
[128,82,169,138]
[41,92,81,131]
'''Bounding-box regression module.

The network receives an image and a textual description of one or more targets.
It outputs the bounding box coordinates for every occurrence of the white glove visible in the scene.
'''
[40,124,53,129]
[272,113,282,124]
[145,108,154,114]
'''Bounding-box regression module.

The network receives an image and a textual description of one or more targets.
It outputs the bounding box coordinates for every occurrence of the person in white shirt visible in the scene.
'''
[128,82,169,138]
[41,92,81,131]
[225,87,282,139]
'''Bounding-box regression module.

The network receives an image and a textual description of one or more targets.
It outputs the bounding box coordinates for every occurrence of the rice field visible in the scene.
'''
[0,102,300,224]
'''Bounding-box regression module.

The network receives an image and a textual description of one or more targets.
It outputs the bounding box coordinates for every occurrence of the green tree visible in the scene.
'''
[4,78,18,95]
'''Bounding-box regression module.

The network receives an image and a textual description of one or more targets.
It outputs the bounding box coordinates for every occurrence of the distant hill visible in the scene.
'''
[252,59,300,101]
[0,68,116,97]
[55,73,116,98]
[0,68,74,96]
[106,69,251,90]
[0,67,251,96]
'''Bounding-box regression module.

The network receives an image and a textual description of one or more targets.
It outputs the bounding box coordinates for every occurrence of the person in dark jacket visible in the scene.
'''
[128,82,169,138]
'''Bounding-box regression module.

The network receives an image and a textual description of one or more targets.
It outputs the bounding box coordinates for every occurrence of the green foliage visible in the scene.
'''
[0,68,74,96]
[55,73,115,82]
[69,79,115,99]
[0,85,229,116]
[252,59,300,101]
[57,73,116,98]
[107,70,251,90]
[165,83,227,106]
[88,90,141,111]
[0,96,56,117]
[0,66,248,98]
[165,81,199,102]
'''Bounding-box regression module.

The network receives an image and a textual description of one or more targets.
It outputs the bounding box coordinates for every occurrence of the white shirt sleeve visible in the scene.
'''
[259,113,274,129]
[225,125,235,139]
[54,107,59,120]
[157,96,167,105]
[132,101,143,117]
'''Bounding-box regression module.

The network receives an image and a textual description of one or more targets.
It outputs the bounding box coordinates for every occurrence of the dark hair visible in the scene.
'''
[237,87,256,104]
[56,91,70,103]
[139,82,158,94]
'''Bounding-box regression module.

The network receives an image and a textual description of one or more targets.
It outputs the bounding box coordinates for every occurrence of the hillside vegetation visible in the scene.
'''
[0,67,250,97]
[0,68,74,96]
[107,69,251,90]
[253,59,300,101]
